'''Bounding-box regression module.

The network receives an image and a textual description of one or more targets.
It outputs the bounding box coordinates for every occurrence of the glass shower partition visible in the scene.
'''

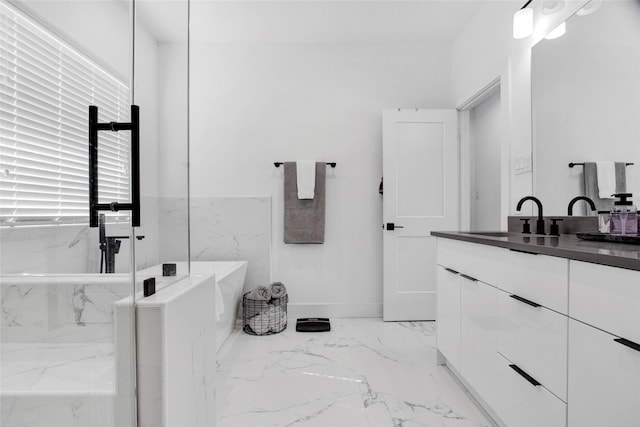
[0,0,190,425]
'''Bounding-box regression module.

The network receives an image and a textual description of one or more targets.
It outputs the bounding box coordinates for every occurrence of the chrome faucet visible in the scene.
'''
[567,196,596,216]
[516,196,545,235]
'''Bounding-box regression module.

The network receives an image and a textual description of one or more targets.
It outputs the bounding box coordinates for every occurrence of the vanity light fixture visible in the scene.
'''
[513,0,534,39]
[545,21,566,39]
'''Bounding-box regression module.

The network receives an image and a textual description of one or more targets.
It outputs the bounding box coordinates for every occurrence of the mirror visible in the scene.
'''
[532,0,640,216]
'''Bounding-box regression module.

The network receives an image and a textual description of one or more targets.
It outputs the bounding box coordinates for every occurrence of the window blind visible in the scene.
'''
[0,2,130,226]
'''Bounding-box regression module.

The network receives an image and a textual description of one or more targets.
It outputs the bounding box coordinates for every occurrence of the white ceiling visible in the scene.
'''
[136,0,485,44]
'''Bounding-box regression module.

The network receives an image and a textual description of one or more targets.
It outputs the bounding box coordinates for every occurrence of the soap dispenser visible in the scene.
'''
[609,193,638,236]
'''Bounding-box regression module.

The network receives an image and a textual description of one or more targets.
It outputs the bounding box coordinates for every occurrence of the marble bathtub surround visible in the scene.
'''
[0,342,118,427]
[134,273,217,427]
[0,195,160,275]
[1,276,130,343]
[217,318,493,427]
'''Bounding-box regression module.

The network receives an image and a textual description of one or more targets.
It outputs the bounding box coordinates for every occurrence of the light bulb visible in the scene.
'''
[513,8,534,39]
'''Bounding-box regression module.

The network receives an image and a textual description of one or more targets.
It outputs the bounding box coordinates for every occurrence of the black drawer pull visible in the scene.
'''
[460,274,478,282]
[509,294,541,308]
[509,248,538,255]
[444,267,459,275]
[614,337,640,353]
[509,364,541,386]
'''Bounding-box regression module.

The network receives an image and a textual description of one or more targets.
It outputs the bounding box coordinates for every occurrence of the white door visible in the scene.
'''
[382,109,459,321]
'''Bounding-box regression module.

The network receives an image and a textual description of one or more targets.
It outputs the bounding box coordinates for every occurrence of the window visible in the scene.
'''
[0,1,130,226]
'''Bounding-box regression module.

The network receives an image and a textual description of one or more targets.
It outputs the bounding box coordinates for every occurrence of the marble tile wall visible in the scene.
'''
[0,195,161,275]
[161,196,272,294]
[0,224,100,274]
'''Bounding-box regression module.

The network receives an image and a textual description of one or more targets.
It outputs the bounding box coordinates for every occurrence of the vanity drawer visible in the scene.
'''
[568,319,640,427]
[499,250,568,314]
[497,289,568,401]
[569,260,640,343]
[437,239,501,285]
[493,353,567,427]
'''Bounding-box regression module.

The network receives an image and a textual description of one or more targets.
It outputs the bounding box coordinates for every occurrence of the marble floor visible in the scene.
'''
[216,318,495,427]
[1,342,115,393]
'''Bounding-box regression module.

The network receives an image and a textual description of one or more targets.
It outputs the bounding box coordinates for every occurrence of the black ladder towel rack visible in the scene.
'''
[89,105,140,227]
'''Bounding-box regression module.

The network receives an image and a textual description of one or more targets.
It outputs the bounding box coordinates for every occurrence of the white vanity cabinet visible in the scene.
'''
[568,319,640,427]
[499,249,569,315]
[436,265,461,369]
[459,275,500,408]
[436,239,501,409]
[492,352,567,427]
[492,250,568,426]
[496,251,568,403]
[567,261,640,427]
[432,237,640,427]
[496,289,568,401]
[436,238,499,372]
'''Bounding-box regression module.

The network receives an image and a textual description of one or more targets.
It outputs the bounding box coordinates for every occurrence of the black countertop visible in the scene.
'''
[431,231,640,272]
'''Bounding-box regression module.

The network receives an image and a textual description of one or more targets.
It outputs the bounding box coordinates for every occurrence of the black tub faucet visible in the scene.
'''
[516,196,545,235]
[567,196,597,216]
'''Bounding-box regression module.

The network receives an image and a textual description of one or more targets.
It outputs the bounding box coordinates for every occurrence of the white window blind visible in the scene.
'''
[0,2,130,226]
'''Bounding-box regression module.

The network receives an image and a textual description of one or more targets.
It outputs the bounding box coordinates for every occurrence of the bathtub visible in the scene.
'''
[0,260,247,426]
[205,261,248,351]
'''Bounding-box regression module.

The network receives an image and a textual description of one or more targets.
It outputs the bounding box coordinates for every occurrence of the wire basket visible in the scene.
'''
[243,293,288,336]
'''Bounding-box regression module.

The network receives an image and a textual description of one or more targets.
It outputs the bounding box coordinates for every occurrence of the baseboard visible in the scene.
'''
[286,303,382,319]
[444,362,503,427]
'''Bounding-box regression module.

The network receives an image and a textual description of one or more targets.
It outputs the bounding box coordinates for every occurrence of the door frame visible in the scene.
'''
[457,77,509,231]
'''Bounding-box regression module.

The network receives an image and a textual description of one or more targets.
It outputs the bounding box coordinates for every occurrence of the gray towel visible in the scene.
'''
[244,287,272,318]
[284,162,326,243]
[245,286,272,301]
[583,162,627,212]
[269,282,287,299]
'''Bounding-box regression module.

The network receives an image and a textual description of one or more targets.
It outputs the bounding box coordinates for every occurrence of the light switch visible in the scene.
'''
[514,152,532,175]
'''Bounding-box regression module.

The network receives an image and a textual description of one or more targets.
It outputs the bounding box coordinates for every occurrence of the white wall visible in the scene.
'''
[157,43,188,199]
[189,42,452,315]
[452,0,589,215]
[20,0,131,80]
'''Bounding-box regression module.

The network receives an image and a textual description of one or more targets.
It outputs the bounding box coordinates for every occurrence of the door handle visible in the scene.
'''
[89,105,140,227]
[385,223,404,231]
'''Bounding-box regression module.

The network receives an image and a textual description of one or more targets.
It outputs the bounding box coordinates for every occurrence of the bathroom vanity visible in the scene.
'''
[432,231,640,427]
